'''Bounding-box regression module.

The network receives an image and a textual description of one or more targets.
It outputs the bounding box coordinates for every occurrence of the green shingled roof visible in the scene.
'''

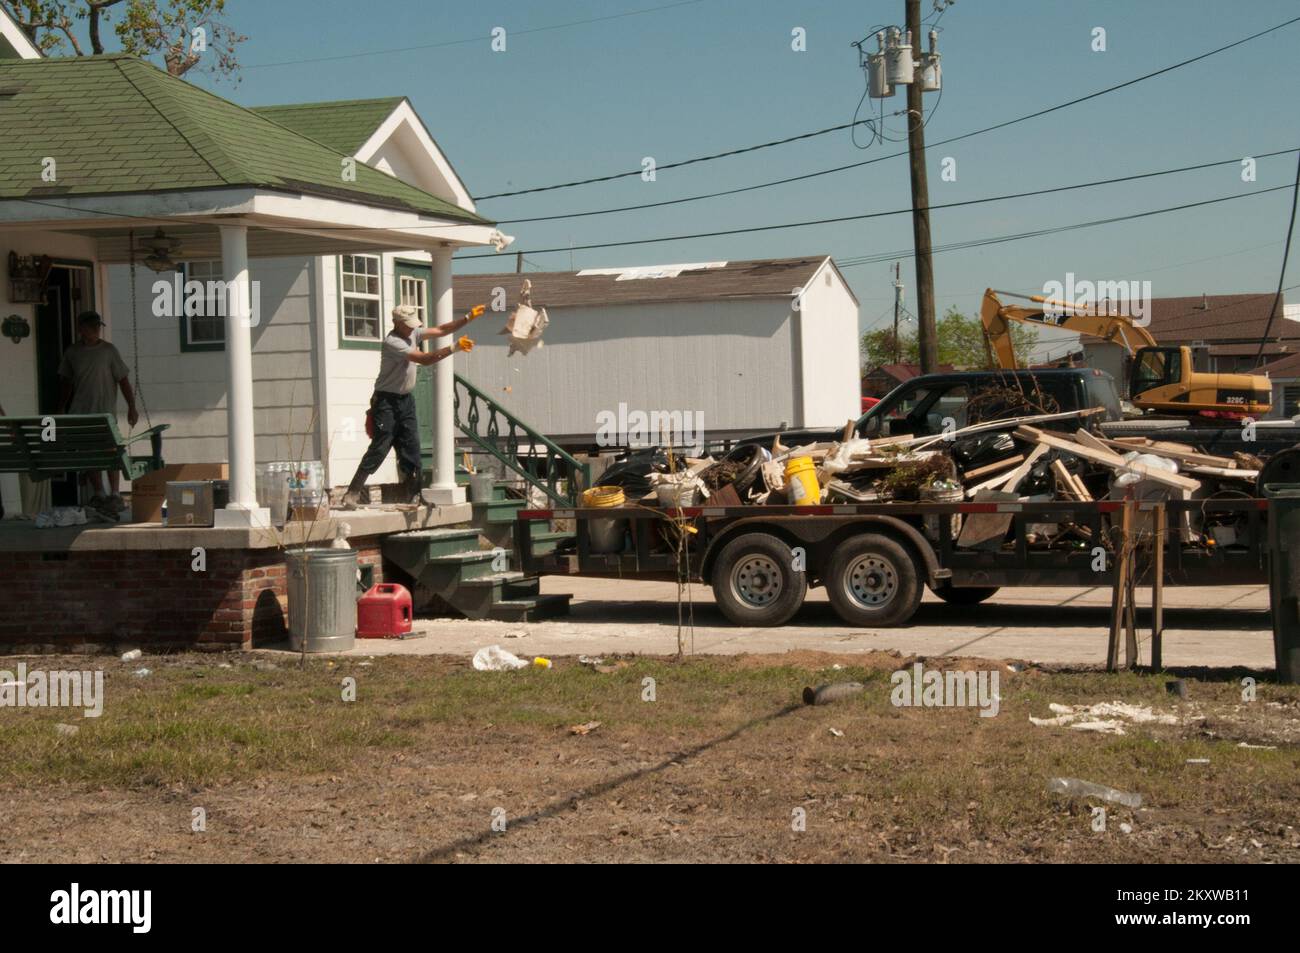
[0,56,490,225]
[251,97,404,155]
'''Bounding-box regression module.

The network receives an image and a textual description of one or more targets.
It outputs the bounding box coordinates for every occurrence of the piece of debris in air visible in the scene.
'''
[472,644,529,671]
[1046,777,1142,808]
[828,727,845,738]
[500,279,548,356]
[1029,700,1178,735]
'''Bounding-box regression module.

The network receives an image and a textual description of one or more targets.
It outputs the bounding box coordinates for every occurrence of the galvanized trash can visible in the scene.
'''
[1265,484,1300,683]
[286,548,358,653]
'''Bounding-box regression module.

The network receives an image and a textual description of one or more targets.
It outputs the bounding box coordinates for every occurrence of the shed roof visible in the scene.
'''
[1258,351,1300,380]
[251,97,405,155]
[0,56,488,224]
[452,256,848,309]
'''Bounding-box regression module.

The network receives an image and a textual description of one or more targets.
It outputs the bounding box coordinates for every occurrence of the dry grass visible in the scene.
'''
[0,651,1297,862]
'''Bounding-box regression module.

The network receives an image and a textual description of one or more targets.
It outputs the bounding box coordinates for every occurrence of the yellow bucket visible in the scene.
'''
[783,456,821,506]
[581,486,625,508]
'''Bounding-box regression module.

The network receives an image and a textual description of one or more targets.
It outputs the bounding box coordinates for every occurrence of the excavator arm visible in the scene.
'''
[980,288,1158,369]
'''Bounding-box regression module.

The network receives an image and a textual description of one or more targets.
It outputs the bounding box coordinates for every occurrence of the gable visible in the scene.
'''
[0,6,42,60]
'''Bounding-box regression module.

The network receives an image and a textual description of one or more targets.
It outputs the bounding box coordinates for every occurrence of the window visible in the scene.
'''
[340,254,382,342]
[180,260,225,351]
[398,273,427,325]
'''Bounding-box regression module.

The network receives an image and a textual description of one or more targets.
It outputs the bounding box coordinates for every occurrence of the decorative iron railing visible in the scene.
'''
[453,374,590,506]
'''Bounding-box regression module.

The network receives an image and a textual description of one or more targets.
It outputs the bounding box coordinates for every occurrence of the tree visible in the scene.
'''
[861,306,1038,372]
[2,1,245,79]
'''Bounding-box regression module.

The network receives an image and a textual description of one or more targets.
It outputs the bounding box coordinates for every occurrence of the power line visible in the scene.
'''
[459,174,1294,261]
[1253,152,1300,366]
[473,14,1300,203]
[832,185,1294,267]
[244,0,709,70]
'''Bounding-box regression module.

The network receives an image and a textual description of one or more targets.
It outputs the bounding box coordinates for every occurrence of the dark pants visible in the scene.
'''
[353,391,421,484]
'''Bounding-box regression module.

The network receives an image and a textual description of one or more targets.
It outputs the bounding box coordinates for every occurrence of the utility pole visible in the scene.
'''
[905,0,938,373]
[892,261,903,364]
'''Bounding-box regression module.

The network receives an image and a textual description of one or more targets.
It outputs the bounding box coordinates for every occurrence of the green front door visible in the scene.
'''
[394,261,435,470]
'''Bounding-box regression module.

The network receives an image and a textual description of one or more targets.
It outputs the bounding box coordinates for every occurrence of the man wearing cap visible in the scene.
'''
[341,303,482,508]
[58,310,139,514]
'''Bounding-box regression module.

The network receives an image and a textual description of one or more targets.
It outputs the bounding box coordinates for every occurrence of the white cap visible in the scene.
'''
[392,304,421,329]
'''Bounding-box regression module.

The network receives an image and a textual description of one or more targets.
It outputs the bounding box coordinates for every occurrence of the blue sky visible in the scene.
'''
[196,0,1297,355]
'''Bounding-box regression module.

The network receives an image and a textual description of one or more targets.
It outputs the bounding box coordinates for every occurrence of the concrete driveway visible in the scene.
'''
[341,577,1276,671]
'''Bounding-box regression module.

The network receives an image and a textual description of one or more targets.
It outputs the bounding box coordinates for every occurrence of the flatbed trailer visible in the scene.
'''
[515,499,1270,628]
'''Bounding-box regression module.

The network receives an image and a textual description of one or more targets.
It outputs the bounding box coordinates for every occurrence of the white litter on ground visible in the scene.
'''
[1029,701,1180,736]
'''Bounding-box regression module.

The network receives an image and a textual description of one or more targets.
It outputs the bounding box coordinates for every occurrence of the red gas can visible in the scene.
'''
[357,583,413,639]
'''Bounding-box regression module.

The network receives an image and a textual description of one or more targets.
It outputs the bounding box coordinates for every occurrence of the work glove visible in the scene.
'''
[457,336,475,353]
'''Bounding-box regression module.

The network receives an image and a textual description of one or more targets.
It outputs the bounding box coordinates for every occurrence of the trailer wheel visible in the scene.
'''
[825,533,921,627]
[711,533,807,627]
[930,583,1000,606]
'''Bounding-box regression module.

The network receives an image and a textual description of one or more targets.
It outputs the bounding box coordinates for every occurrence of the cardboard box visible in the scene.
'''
[128,464,228,523]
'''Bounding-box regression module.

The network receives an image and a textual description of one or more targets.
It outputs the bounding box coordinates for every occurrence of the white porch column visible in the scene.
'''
[214,224,269,528]
[426,248,465,504]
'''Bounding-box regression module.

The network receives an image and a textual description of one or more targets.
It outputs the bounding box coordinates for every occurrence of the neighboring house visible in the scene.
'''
[1257,350,1300,419]
[450,257,862,448]
[1081,293,1296,392]
[862,362,957,399]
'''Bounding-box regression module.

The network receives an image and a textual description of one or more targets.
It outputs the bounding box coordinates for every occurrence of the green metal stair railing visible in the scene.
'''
[452,373,590,506]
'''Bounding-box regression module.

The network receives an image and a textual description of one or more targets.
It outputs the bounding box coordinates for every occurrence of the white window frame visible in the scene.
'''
[340,254,383,343]
[180,259,226,350]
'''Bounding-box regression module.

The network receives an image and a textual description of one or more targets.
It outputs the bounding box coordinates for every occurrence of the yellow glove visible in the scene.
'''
[457,336,475,352]
[467,304,486,320]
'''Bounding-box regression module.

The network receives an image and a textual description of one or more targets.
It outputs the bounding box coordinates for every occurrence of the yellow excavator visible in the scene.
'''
[980,288,1272,416]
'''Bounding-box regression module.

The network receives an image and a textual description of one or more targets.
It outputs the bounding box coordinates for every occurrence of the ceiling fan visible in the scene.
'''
[134,227,183,273]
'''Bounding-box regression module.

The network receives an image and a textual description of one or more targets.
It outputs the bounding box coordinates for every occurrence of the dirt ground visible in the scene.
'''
[1,650,1297,863]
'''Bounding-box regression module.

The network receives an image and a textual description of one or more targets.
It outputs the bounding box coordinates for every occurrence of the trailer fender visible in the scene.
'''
[700,515,944,587]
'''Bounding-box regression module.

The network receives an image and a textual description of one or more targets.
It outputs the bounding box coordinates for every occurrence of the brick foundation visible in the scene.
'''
[0,537,388,653]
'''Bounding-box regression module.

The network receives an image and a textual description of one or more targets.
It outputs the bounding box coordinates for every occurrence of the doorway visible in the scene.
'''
[35,261,95,505]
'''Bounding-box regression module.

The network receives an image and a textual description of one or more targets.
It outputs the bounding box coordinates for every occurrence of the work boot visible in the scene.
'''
[402,472,424,505]
[340,475,368,510]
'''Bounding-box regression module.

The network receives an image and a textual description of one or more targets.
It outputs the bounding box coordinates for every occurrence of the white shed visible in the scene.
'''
[451,257,861,448]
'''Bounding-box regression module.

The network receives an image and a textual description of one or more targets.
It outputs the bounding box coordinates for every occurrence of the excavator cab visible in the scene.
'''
[1129,346,1183,399]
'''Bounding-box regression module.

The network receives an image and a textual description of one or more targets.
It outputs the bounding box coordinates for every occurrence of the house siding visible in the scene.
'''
[108,255,322,481]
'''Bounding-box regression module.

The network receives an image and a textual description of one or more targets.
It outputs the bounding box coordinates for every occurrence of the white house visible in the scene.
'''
[0,46,505,520]
[451,257,862,448]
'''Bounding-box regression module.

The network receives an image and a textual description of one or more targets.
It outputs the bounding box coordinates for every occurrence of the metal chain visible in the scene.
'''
[126,229,152,430]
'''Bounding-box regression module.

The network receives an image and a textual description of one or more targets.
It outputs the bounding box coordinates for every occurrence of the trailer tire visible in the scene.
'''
[930,583,1000,606]
[825,533,921,627]
[711,532,807,627]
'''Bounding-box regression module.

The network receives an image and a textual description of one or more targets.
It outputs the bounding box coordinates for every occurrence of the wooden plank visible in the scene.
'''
[1096,435,1234,469]
[1189,465,1258,480]
[1107,500,1135,671]
[962,454,1024,481]
[1050,459,1079,500]
[1151,503,1165,670]
[908,406,1108,451]
[1015,426,1201,491]
[956,490,1019,550]
[996,443,1051,493]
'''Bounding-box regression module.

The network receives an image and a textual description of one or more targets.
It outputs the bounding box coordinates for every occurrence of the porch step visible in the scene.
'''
[383,482,572,623]
[471,497,526,524]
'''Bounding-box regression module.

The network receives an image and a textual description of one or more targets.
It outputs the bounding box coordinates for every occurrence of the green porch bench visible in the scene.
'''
[0,414,169,481]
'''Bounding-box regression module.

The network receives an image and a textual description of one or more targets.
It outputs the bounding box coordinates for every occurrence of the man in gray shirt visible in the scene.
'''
[342,303,483,507]
[58,311,139,514]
